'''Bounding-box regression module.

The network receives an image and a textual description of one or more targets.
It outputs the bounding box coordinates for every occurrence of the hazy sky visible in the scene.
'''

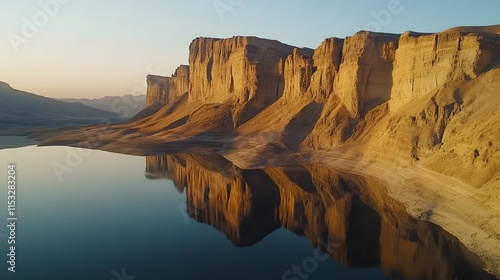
[0,0,498,98]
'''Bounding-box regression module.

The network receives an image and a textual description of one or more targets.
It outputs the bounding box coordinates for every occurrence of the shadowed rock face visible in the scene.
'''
[145,154,496,280]
[146,65,189,106]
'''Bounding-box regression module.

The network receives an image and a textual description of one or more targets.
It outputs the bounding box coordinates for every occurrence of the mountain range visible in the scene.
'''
[0,81,118,128]
[60,95,146,118]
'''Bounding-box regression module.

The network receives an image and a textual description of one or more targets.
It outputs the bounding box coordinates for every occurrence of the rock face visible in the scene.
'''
[389,30,500,111]
[273,32,398,117]
[280,48,315,100]
[146,65,189,106]
[137,25,500,177]
[334,32,399,116]
[308,38,344,102]
[188,36,311,106]
[146,27,498,125]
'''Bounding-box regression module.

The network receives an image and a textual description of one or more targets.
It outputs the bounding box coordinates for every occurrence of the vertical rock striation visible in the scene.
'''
[334,31,399,117]
[389,30,500,111]
[146,65,189,106]
[188,36,311,106]
[308,37,344,102]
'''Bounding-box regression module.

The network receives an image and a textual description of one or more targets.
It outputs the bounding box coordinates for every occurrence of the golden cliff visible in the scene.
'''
[146,65,189,106]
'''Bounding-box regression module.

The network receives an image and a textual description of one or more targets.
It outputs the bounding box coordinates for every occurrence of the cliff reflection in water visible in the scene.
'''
[146,154,495,280]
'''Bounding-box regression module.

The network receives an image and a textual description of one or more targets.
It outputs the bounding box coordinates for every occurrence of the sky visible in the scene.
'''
[0,0,499,99]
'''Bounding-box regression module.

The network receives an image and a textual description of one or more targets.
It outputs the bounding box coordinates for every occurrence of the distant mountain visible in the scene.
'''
[0,81,118,126]
[60,95,146,118]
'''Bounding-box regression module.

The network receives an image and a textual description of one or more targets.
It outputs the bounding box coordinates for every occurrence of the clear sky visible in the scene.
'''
[0,0,498,98]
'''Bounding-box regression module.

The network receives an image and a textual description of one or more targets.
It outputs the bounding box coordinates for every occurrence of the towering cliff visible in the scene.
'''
[188,36,314,104]
[41,25,500,181]
[146,65,189,106]
[308,38,344,102]
[334,32,399,117]
[389,30,500,111]
[47,25,500,185]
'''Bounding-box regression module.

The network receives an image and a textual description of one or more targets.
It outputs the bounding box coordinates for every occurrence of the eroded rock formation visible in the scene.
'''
[137,27,499,165]
[389,30,499,111]
[146,65,189,106]
[188,36,309,105]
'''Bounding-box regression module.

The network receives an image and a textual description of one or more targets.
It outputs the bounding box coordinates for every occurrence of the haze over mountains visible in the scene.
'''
[39,25,500,276]
[0,81,118,127]
[60,95,146,118]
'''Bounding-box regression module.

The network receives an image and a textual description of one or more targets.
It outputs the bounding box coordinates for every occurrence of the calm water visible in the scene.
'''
[0,145,496,280]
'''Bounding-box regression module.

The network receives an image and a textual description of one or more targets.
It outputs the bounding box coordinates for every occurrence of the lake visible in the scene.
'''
[0,145,496,280]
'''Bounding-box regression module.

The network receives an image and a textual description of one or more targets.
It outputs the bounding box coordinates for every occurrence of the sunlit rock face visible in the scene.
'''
[188,36,302,105]
[389,30,500,111]
[145,154,493,280]
[136,27,500,184]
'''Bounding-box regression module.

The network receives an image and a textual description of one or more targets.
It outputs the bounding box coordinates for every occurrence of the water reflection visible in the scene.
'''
[146,153,496,280]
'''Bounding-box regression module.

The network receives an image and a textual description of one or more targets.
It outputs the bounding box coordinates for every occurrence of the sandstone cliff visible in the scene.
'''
[389,30,499,111]
[146,65,189,106]
[188,36,304,105]
[40,25,500,195]
[140,26,499,162]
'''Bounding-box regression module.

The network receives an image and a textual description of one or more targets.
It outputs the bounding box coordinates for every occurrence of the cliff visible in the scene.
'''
[146,65,189,106]
[389,30,500,111]
[188,36,309,106]
[41,25,500,187]
[333,32,399,117]
[43,25,500,188]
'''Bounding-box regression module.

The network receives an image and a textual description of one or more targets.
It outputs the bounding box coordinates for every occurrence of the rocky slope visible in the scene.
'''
[0,81,118,126]
[39,25,500,275]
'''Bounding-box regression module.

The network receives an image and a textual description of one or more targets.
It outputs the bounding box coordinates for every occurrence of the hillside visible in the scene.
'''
[39,25,500,276]
[0,81,118,126]
[60,95,146,118]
